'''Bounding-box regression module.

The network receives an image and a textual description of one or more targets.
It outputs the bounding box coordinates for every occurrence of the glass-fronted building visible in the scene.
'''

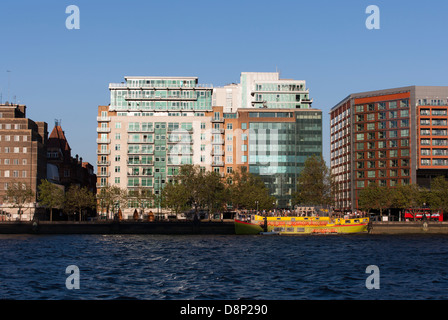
[98,73,322,218]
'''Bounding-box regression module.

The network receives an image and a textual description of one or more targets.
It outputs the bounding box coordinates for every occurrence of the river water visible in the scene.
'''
[0,234,447,300]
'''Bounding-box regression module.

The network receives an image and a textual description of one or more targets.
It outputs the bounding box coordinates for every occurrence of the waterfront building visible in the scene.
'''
[0,103,47,220]
[330,86,448,212]
[98,73,322,218]
[47,121,97,194]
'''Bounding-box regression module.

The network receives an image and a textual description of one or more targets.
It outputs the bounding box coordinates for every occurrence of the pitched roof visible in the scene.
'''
[48,125,71,154]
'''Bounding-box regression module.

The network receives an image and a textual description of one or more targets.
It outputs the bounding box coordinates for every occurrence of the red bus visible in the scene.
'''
[404,208,443,221]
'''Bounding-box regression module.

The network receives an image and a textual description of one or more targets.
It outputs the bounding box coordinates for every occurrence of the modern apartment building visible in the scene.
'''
[98,73,322,218]
[330,86,448,212]
[0,103,47,220]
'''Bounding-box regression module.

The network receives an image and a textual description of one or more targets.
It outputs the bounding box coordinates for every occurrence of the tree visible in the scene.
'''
[228,167,275,211]
[198,170,228,217]
[96,185,128,219]
[293,155,334,208]
[428,175,448,214]
[37,179,65,221]
[162,181,190,218]
[3,181,35,221]
[128,187,154,218]
[358,182,392,217]
[65,185,96,221]
[391,183,427,220]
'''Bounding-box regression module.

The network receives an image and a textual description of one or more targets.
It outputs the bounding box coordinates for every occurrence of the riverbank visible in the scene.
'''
[369,221,448,234]
[1,220,448,235]
[0,220,236,235]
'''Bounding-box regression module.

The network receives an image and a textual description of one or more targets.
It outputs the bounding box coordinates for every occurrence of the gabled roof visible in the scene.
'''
[48,125,71,154]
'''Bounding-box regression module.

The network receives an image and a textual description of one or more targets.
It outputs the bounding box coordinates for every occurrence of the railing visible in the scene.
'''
[109,83,213,89]
[127,139,154,144]
[97,117,111,122]
[97,172,110,177]
[97,127,111,133]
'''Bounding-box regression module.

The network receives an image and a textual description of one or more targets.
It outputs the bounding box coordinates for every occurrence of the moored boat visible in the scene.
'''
[235,214,369,235]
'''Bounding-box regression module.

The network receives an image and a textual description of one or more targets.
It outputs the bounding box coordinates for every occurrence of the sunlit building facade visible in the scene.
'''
[330,86,448,212]
[98,73,322,218]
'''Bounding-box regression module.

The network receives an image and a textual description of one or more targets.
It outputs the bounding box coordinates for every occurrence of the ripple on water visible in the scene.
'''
[1,234,448,299]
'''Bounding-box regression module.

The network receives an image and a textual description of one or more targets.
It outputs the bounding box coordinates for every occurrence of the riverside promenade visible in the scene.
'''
[1,220,448,235]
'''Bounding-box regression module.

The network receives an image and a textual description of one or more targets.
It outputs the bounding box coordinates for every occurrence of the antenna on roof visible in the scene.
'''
[55,119,61,127]
[7,70,11,103]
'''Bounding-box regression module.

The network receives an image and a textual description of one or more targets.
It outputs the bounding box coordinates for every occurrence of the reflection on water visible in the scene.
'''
[1,234,448,300]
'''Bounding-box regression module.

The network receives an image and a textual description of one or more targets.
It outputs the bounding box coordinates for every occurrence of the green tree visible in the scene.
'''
[37,179,65,221]
[177,164,205,215]
[162,181,190,218]
[391,183,427,220]
[65,185,96,221]
[128,187,154,218]
[198,170,228,217]
[228,168,275,211]
[96,185,127,219]
[358,182,392,217]
[3,181,35,221]
[293,155,334,208]
[428,175,448,214]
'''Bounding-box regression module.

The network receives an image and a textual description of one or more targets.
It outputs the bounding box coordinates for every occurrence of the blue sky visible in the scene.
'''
[0,0,447,168]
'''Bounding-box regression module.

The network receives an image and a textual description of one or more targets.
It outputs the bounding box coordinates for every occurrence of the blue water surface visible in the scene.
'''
[0,234,447,300]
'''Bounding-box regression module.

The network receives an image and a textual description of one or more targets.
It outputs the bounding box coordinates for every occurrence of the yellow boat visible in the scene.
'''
[235,214,370,235]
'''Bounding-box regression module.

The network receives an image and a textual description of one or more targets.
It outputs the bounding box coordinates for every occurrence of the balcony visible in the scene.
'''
[97,150,110,155]
[212,161,225,167]
[127,172,153,177]
[211,149,224,156]
[97,161,111,166]
[97,127,111,133]
[127,161,154,166]
[212,139,224,145]
[127,139,154,144]
[97,172,110,177]
[211,118,224,123]
[97,139,111,144]
[167,139,193,144]
[97,116,111,122]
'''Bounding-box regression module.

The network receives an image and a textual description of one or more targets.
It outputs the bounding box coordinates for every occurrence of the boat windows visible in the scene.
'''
[354,220,359,223]
[286,227,294,233]
[296,228,305,232]
[291,218,296,222]
[345,220,351,224]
